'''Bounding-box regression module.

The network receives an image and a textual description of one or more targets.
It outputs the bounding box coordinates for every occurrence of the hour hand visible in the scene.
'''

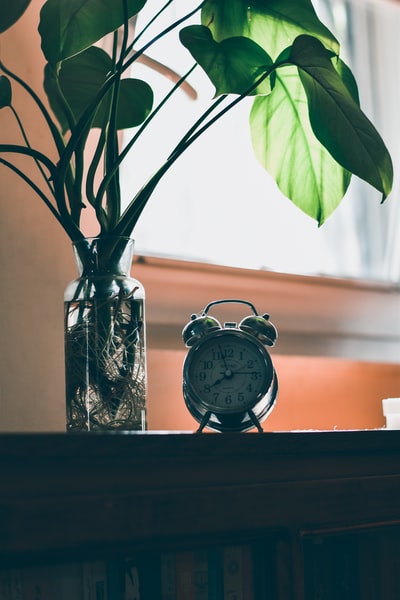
[210,372,226,387]
[211,368,233,387]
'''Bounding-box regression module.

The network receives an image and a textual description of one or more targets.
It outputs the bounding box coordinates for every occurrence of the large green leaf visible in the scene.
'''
[291,35,393,200]
[201,0,339,60]
[0,0,31,33]
[39,0,147,66]
[44,46,153,133]
[0,76,12,108]
[180,25,273,96]
[250,66,351,224]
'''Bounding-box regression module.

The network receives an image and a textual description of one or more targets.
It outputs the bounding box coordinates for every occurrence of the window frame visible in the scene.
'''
[134,255,400,363]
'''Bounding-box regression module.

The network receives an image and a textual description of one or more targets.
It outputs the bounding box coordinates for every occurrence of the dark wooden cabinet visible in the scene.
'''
[2,430,400,598]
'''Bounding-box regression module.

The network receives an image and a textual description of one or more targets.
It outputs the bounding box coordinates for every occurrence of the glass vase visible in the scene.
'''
[64,237,147,432]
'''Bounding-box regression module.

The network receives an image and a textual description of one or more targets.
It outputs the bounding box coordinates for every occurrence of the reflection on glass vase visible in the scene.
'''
[64,236,147,432]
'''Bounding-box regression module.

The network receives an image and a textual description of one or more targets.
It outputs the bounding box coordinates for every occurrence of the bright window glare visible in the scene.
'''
[121,0,399,281]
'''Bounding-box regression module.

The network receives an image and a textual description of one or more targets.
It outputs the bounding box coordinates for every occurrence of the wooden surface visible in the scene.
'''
[2,431,400,566]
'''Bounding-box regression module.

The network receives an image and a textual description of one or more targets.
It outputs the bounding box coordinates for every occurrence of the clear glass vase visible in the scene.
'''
[64,237,147,432]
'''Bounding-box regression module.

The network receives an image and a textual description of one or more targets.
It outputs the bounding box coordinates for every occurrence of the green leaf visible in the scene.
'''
[180,25,273,96]
[201,0,340,59]
[44,47,153,134]
[106,78,154,129]
[39,0,147,66]
[0,76,12,108]
[0,0,31,33]
[333,57,360,105]
[291,35,393,200]
[250,66,351,225]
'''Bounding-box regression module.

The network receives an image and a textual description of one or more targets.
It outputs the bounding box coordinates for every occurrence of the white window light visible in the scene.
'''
[121,0,400,284]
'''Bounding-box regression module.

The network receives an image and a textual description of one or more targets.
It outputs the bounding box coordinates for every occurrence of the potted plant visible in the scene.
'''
[0,0,393,432]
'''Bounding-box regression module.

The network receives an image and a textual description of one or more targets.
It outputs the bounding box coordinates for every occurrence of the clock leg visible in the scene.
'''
[248,410,264,433]
[196,411,212,433]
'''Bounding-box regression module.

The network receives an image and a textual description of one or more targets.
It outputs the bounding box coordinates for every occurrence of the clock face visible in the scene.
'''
[184,330,273,414]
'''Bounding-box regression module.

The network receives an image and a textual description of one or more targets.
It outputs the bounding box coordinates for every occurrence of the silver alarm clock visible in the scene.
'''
[182,299,278,433]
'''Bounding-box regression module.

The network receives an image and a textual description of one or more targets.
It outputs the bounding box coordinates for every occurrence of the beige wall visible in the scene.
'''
[0,0,74,430]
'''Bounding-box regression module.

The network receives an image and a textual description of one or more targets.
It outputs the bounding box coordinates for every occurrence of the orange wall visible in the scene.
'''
[147,350,400,432]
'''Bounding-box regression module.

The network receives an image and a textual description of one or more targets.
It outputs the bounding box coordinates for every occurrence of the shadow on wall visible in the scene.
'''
[147,350,399,432]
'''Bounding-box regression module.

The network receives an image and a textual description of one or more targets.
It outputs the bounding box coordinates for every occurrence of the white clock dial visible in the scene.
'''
[186,330,272,413]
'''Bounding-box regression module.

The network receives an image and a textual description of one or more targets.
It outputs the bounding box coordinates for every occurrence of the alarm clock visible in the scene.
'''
[182,299,278,433]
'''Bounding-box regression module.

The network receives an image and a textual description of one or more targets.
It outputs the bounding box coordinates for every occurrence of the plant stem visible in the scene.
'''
[168,63,281,162]
[56,1,206,224]
[0,61,65,157]
[0,157,81,240]
[129,0,175,50]
[95,64,197,211]
[103,0,131,231]
[9,105,55,195]
[124,1,207,71]
[0,143,57,176]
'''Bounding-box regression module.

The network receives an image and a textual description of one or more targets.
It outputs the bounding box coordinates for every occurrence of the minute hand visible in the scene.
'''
[234,371,259,375]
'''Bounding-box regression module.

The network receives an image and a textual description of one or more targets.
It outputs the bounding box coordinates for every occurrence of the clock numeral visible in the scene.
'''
[250,371,262,381]
[204,393,219,405]
[212,349,234,360]
[224,394,232,405]
[202,360,213,370]
[211,393,219,404]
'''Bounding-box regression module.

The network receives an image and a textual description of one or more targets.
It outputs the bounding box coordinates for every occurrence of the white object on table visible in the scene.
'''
[382,397,400,429]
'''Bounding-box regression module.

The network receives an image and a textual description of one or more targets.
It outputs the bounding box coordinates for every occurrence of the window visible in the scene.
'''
[116,0,400,365]
[121,0,400,283]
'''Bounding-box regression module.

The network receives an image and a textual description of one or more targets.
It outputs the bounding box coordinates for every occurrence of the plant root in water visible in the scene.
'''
[65,295,146,431]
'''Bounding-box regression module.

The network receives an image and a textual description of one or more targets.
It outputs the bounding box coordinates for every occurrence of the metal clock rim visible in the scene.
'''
[182,328,275,415]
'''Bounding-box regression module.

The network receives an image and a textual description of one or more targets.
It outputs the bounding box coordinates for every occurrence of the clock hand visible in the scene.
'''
[210,374,225,387]
[210,368,234,387]
[218,345,231,370]
[234,371,256,375]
